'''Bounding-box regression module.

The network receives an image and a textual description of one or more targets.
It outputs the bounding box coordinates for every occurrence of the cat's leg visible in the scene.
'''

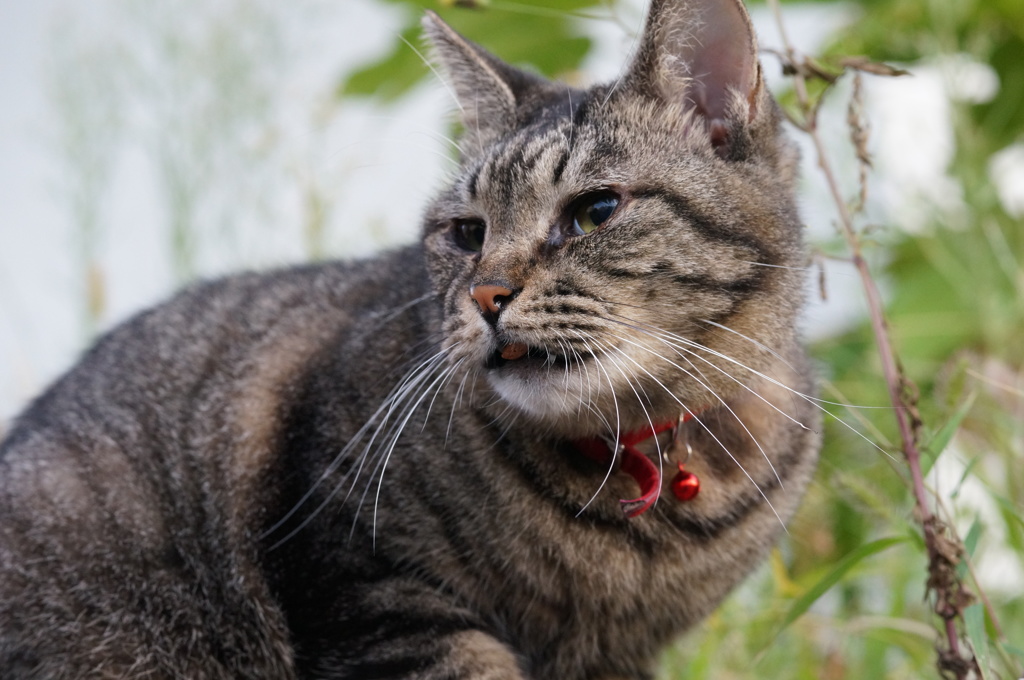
[302,625,527,679]
[442,630,529,680]
[286,576,527,679]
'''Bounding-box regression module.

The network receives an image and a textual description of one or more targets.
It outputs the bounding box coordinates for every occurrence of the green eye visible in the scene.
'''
[572,194,620,235]
[453,219,486,252]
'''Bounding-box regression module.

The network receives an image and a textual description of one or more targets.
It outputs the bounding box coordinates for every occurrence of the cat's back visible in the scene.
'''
[0,245,427,678]
[1,246,426,471]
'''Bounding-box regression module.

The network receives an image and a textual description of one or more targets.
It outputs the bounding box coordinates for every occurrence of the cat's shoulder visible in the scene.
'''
[0,244,428,456]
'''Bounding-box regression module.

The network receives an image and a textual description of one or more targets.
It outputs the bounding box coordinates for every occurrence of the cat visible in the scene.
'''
[0,0,821,677]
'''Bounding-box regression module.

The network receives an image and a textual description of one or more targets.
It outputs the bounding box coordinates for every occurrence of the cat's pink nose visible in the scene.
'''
[470,284,514,316]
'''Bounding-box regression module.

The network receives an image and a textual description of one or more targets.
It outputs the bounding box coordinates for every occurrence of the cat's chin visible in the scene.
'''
[484,358,731,438]
[485,365,635,437]
[486,368,590,429]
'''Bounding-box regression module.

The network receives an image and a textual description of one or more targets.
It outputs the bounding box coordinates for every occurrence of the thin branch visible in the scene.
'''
[763,1,981,677]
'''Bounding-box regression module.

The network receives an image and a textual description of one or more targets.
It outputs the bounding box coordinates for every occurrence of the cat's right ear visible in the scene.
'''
[422,11,546,149]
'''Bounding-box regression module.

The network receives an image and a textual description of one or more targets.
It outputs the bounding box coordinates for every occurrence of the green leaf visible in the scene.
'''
[964,518,983,556]
[337,0,597,103]
[957,518,983,579]
[759,536,908,654]
[338,25,430,102]
[995,494,1024,535]
[964,603,991,680]
[952,455,983,500]
[921,393,976,477]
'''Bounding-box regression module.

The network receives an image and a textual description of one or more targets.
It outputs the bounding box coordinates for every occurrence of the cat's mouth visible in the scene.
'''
[484,342,576,370]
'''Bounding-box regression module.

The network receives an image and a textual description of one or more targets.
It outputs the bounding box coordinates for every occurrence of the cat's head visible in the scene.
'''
[420,0,805,437]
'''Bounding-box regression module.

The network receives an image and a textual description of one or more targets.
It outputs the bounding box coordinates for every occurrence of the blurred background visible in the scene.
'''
[1,0,1021,676]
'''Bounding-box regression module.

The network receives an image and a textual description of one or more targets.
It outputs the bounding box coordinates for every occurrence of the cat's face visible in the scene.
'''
[420,0,804,437]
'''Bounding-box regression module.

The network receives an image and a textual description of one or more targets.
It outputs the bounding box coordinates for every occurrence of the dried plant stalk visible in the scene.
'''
[763,1,981,677]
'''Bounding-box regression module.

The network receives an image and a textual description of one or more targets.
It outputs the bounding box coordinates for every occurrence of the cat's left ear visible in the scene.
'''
[623,0,765,153]
[422,11,548,149]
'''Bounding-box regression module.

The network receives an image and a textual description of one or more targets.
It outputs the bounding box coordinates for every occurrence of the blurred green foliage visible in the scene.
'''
[338,0,603,101]
[340,0,1023,677]
[763,0,1024,677]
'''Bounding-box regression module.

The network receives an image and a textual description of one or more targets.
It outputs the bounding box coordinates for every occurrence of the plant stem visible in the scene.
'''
[764,0,977,676]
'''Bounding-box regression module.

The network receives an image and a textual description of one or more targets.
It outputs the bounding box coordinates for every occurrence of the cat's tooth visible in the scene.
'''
[500,342,528,361]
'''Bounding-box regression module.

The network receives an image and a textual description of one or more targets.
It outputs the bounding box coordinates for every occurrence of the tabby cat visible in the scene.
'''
[0,0,821,677]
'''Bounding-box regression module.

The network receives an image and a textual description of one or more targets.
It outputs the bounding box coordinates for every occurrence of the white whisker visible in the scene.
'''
[399,34,465,118]
[591,331,786,528]
[608,315,808,432]
[695,317,794,369]
[263,345,454,550]
[594,338,666,499]
[447,370,472,445]
[607,311,894,461]
[572,332,623,516]
[605,329,785,491]
[740,260,814,271]
[369,359,464,548]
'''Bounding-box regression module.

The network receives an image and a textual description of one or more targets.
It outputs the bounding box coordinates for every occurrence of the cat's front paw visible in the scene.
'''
[444,630,528,680]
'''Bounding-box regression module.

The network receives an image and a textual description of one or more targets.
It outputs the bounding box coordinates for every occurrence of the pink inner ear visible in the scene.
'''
[685,1,757,124]
[637,0,759,137]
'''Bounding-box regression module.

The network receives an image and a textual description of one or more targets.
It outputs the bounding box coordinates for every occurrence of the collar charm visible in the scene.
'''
[671,463,701,502]
[573,413,701,518]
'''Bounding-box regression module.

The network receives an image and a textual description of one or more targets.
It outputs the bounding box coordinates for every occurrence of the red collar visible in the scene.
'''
[573,413,696,518]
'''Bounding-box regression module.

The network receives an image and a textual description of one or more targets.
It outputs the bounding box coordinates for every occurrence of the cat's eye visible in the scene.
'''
[452,219,486,253]
[571,194,620,235]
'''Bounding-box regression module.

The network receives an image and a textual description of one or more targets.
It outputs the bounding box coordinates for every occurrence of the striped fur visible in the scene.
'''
[0,1,820,678]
